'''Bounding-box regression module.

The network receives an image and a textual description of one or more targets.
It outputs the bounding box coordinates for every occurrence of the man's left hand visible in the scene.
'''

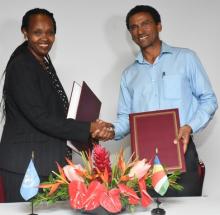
[174,124,192,154]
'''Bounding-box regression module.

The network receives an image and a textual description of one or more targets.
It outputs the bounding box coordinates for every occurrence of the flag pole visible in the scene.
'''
[155,147,158,155]
[29,199,38,215]
[28,151,38,215]
[151,147,166,215]
[32,151,34,160]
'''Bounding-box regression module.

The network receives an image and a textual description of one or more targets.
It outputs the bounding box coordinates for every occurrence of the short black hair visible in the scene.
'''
[21,8,56,33]
[126,5,161,30]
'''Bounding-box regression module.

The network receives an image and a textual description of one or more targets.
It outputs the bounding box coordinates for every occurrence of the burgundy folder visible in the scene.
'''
[129,108,186,173]
[76,82,101,122]
[68,81,101,151]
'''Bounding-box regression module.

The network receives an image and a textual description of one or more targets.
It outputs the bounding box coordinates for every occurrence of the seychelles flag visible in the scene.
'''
[20,159,40,201]
[152,155,169,196]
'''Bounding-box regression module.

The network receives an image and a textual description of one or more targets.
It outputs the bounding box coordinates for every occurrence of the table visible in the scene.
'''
[0,196,219,215]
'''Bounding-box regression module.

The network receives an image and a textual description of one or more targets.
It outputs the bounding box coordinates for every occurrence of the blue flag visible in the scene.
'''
[20,159,40,201]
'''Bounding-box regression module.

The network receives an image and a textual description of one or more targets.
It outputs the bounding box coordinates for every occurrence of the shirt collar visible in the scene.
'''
[135,41,173,64]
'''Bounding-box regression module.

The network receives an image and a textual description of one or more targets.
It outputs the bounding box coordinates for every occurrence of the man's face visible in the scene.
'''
[22,14,55,59]
[128,12,161,50]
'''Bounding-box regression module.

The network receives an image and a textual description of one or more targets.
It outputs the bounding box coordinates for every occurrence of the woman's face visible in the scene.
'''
[22,14,55,59]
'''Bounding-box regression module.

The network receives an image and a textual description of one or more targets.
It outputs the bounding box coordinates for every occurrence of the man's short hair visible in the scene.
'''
[126,5,161,30]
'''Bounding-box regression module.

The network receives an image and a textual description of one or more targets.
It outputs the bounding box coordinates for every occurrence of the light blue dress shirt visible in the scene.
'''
[114,42,218,140]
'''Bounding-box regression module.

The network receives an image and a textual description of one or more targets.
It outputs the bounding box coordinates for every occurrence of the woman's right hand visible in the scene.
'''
[90,119,115,141]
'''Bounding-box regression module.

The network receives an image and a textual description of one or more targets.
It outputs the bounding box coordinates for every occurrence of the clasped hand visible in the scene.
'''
[90,119,115,141]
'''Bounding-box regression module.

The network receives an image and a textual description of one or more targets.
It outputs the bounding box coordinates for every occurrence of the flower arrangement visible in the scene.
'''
[34,145,182,213]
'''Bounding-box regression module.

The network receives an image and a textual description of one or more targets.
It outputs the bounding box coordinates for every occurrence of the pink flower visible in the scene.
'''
[129,159,151,180]
[63,164,84,182]
[93,145,112,175]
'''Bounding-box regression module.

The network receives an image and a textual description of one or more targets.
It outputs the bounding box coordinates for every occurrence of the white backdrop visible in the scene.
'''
[0,0,219,197]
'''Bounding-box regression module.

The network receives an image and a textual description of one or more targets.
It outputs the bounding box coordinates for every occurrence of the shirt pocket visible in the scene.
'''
[163,75,183,99]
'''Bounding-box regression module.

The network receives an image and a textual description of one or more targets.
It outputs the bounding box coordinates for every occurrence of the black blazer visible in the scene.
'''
[0,44,90,176]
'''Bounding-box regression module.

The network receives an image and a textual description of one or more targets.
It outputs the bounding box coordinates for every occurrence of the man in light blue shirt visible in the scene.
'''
[107,5,217,196]
[114,42,217,143]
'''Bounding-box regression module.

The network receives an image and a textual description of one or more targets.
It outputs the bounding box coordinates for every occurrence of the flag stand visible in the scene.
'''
[28,199,38,215]
[28,151,38,215]
[151,198,166,215]
[20,151,40,215]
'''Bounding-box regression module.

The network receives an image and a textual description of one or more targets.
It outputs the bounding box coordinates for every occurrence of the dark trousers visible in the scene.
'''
[0,169,47,202]
[149,138,202,197]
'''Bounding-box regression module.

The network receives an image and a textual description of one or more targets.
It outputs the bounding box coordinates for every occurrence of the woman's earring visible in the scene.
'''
[23,32,28,41]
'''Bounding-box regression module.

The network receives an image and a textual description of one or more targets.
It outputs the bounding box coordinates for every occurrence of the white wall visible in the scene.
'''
[0,0,219,197]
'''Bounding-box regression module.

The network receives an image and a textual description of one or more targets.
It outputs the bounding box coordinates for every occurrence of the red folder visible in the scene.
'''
[129,108,186,173]
[76,82,101,122]
[68,81,101,151]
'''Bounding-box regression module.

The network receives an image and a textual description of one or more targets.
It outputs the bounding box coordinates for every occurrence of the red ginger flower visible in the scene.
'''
[93,145,112,178]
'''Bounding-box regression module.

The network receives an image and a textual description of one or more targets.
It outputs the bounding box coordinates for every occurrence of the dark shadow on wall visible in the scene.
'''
[194,117,218,148]
[101,14,139,105]
[0,19,22,135]
[0,20,23,73]
[100,15,140,154]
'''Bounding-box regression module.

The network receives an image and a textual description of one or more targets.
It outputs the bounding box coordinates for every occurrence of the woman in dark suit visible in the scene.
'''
[0,8,110,202]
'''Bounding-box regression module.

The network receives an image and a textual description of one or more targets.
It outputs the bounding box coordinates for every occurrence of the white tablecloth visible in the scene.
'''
[0,196,219,215]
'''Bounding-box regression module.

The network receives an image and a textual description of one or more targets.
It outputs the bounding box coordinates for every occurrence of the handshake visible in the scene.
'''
[90,119,115,141]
